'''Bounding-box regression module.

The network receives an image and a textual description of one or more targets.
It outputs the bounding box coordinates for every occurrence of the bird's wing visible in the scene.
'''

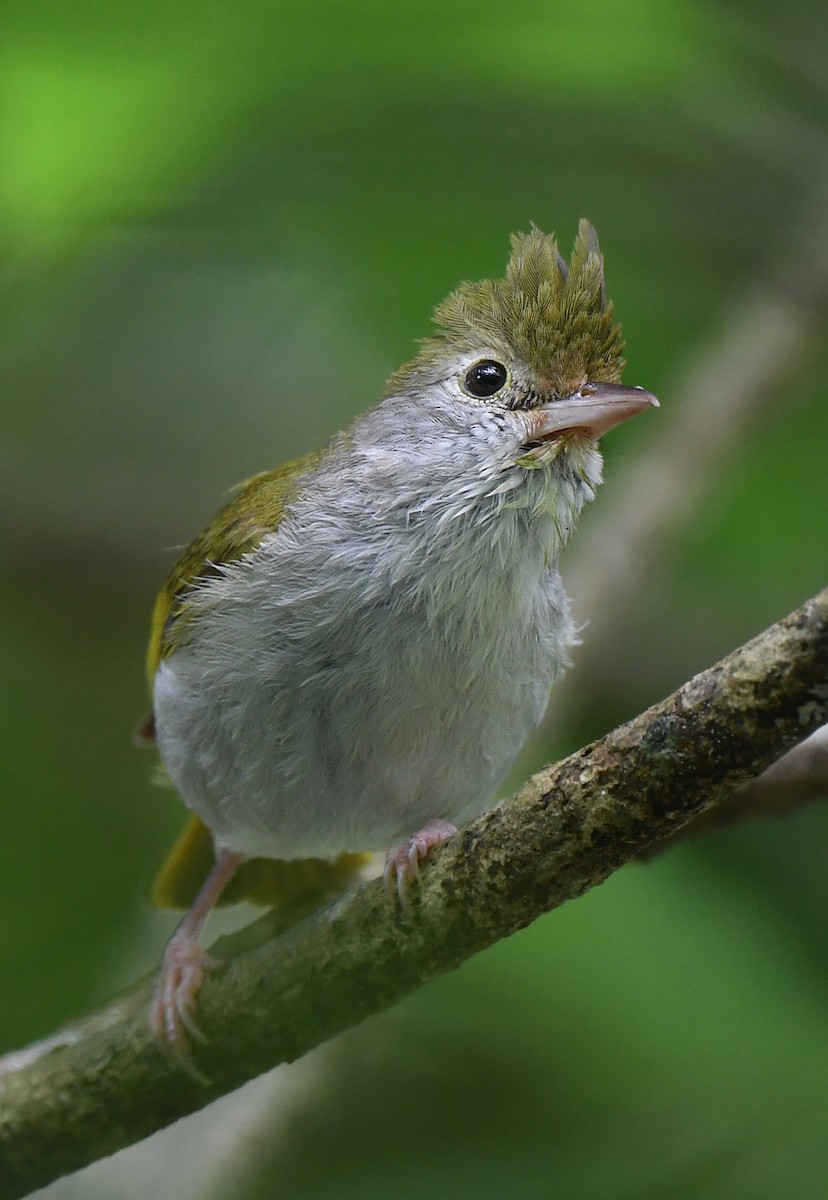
[145,450,324,682]
[142,449,374,910]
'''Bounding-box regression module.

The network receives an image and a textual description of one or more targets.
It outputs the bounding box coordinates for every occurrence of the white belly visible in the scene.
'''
[153,549,574,860]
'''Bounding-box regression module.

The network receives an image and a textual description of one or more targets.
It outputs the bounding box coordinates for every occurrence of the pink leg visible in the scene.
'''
[148,848,244,1062]
[383,819,457,911]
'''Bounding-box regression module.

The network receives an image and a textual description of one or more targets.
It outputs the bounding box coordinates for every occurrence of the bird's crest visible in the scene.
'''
[389,220,625,397]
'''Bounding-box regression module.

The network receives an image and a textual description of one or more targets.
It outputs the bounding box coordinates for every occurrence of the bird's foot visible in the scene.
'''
[383,819,458,910]
[149,932,220,1076]
[147,847,242,1080]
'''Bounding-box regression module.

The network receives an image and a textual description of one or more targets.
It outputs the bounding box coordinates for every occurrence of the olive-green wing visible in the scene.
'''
[145,450,323,682]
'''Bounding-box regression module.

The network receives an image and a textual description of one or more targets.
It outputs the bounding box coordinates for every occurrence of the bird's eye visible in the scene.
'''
[463,360,509,399]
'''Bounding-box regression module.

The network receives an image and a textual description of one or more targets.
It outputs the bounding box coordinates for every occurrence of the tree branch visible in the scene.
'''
[1,587,826,1199]
[640,723,828,855]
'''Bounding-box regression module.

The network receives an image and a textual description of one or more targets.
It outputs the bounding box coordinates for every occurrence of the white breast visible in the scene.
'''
[153,409,597,859]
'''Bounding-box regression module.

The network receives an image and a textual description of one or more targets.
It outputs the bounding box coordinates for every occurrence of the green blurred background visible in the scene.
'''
[2,0,827,1196]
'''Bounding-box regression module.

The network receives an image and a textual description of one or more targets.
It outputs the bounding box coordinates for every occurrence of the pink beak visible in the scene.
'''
[533,382,659,439]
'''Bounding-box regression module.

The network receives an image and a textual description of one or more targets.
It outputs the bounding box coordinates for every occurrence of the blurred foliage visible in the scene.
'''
[1,0,827,1196]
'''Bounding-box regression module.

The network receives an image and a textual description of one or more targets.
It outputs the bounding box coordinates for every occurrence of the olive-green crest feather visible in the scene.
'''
[389,220,625,397]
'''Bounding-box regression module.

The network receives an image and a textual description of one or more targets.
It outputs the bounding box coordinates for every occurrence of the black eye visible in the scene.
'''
[463,359,508,398]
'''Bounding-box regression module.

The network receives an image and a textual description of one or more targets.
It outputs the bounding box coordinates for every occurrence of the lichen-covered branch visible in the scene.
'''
[1,587,826,1200]
[642,724,828,856]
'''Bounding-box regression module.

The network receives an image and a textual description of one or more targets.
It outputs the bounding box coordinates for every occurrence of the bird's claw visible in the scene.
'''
[383,819,458,911]
[148,934,220,1077]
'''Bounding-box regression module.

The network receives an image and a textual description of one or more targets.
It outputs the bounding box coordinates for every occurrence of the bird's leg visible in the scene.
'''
[383,819,458,911]
[149,848,244,1059]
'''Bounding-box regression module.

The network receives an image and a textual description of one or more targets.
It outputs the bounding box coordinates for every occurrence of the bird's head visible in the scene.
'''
[384,221,657,485]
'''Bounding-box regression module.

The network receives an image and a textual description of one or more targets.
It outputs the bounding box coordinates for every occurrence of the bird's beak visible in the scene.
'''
[533,383,659,440]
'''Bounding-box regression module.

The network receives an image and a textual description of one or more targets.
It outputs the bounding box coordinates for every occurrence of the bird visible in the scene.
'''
[141,220,658,1056]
